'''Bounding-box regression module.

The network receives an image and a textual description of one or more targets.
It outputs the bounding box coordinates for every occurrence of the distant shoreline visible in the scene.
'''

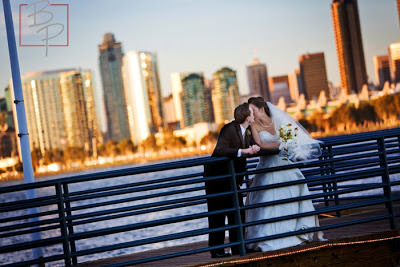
[0,150,212,184]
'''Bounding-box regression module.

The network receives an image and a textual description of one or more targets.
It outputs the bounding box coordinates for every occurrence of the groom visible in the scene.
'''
[204,102,260,258]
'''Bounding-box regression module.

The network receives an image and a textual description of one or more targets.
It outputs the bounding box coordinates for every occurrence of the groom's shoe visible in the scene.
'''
[211,251,232,258]
[246,247,261,253]
[232,247,260,255]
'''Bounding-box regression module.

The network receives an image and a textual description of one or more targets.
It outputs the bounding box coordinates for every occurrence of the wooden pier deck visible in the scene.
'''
[78,203,400,267]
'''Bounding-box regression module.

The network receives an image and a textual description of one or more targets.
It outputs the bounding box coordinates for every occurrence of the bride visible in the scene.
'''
[246,97,325,252]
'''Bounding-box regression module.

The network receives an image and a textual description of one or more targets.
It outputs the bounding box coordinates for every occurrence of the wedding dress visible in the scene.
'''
[245,130,324,252]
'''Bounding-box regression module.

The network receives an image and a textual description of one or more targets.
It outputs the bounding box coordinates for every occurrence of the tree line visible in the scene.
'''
[298,93,400,134]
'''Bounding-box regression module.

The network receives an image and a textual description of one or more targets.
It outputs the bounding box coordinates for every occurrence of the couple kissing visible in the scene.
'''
[204,96,325,258]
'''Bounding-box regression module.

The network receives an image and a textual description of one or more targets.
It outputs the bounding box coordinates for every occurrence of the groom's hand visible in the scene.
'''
[242,145,260,155]
[251,145,260,153]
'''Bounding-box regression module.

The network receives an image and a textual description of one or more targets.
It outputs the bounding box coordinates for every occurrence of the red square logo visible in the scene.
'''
[19,2,69,53]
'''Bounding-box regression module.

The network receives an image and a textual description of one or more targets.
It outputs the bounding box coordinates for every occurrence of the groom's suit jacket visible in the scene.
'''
[204,121,254,188]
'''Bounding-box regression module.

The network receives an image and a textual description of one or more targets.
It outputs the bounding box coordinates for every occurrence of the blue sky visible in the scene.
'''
[0,0,399,100]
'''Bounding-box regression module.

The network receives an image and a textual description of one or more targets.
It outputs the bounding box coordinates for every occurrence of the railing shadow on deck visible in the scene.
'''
[0,128,400,267]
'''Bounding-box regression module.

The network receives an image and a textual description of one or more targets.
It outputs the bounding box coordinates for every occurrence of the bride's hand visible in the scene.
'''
[251,145,260,153]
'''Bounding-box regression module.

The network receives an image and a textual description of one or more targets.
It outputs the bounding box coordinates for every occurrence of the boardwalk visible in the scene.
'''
[78,202,400,266]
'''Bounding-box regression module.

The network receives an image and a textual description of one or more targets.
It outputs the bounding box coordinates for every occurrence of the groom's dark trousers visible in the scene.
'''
[204,121,252,256]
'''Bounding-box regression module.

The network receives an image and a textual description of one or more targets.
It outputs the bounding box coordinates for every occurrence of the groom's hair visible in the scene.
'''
[234,103,251,124]
[248,96,271,117]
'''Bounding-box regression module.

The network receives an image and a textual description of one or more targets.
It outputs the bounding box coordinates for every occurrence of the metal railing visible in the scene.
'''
[0,128,400,266]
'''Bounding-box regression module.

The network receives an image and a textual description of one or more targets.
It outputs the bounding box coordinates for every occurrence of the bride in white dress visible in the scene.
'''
[246,98,325,252]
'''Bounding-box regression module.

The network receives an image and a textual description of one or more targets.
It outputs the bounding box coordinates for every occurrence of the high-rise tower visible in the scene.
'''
[331,0,367,94]
[212,67,240,124]
[373,55,391,89]
[122,51,164,145]
[10,69,98,156]
[247,59,271,101]
[98,33,130,142]
[170,72,213,128]
[299,52,329,100]
[389,42,400,85]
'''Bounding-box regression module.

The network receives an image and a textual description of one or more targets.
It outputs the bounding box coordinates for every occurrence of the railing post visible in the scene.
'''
[55,183,72,267]
[228,159,246,256]
[63,183,78,265]
[328,145,341,217]
[377,137,396,229]
[320,146,329,207]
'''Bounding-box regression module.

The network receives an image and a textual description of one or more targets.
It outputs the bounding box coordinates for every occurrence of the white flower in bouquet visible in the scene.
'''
[278,123,299,160]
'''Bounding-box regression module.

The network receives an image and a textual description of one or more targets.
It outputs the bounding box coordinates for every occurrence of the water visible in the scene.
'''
[0,160,209,266]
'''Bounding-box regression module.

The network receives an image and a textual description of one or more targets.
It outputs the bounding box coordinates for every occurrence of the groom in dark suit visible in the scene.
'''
[204,103,260,258]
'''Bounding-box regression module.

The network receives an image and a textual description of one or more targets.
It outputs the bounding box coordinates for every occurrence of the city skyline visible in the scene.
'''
[0,0,398,131]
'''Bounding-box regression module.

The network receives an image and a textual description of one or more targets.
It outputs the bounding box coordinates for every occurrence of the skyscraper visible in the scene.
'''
[10,69,98,155]
[397,0,400,27]
[98,33,130,142]
[170,72,184,129]
[247,58,271,101]
[122,51,164,145]
[389,42,400,85]
[288,69,304,103]
[170,72,213,128]
[181,73,212,127]
[59,71,90,150]
[373,55,391,89]
[299,52,329,100]
[331,0,367,94]
[212,67,240,124]
[163,94,178,128]
[268,75,292,105]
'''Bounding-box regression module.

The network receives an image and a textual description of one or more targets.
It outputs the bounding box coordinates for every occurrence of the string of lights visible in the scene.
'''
[199,234,400,267]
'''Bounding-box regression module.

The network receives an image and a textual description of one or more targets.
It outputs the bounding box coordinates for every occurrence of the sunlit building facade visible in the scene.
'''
[299,52,329,100]
[397,0,400,28]
[163,94,178,128]
[389,42,400,85]
[331,0,367,94]
[98,33,130,142]
[11,69,98,156]
[122,51,164,145]
[170,72,184,129]
[269,75,292,105]
[170,72,213,128]
[59,71,90,150]
[247,58,271,101]
[373,55,391,89]
[181,73,213,127]
[212,67,240,124]
[288,69,304,103]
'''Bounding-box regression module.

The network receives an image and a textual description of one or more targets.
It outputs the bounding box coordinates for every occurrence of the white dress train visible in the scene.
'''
[246,131,324,252]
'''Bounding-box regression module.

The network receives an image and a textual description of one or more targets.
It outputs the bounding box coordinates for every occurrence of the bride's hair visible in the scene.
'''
[248,97,271,117]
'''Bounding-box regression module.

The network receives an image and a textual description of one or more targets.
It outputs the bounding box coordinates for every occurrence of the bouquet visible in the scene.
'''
[278,123,298,160]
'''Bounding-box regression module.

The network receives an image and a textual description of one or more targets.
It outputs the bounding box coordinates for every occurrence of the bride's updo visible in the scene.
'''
[248,96,271,117]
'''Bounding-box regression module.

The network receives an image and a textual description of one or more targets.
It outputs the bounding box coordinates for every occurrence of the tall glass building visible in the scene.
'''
[212,67,240,124]
[247,59,271,101]
[170,72,213,128]
[299,52,329,101]
[98,33,130,142]
[10,69,99,156]
[181,73,212,127]
[389,42,400,85]
[331,0,367,94]
[122,51,164,145]
[373,55,391,89]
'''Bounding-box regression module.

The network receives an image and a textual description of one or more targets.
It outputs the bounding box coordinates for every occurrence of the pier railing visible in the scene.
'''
[0,128,400,267]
